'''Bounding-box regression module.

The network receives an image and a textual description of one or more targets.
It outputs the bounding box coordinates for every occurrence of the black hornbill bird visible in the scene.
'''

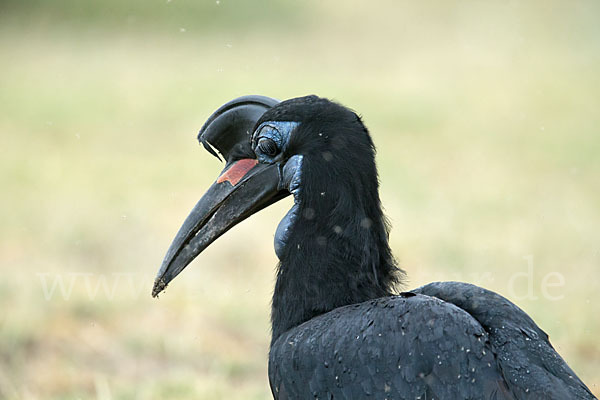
[152,95,595,399]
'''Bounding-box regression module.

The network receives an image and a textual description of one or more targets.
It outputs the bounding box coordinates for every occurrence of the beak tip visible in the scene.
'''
[152,277,168,298]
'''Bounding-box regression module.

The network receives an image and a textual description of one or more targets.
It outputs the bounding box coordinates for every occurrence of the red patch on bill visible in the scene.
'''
[217,159,258,186]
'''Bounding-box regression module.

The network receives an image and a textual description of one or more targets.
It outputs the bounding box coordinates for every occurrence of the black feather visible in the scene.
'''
[263,96,595,399]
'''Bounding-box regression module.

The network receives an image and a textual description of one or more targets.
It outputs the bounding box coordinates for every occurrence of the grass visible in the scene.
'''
[1,1,599,398]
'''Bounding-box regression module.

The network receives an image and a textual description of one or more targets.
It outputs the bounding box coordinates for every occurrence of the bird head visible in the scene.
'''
[152,95,383,297]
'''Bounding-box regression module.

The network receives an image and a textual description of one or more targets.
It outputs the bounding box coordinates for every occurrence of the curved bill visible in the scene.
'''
[152,158,288,297]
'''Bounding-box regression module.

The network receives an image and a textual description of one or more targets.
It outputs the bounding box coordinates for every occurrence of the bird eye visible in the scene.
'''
[258,137,279,157]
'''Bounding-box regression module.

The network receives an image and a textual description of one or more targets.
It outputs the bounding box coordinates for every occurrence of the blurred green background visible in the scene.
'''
[1,0,599,398]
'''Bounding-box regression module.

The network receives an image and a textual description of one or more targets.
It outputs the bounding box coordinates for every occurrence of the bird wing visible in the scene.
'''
[269,293,514,400]
[269,285,596,399]
[414,281,595,399]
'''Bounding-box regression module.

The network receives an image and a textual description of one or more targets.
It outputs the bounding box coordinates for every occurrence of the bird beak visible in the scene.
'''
[152,159,288,297]
[151,94,283,297]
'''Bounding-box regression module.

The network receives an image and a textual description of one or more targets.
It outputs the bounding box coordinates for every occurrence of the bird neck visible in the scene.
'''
[270,156,402,343]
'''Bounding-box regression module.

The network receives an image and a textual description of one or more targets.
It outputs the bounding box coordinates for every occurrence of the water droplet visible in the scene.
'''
[303,208,315,219]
